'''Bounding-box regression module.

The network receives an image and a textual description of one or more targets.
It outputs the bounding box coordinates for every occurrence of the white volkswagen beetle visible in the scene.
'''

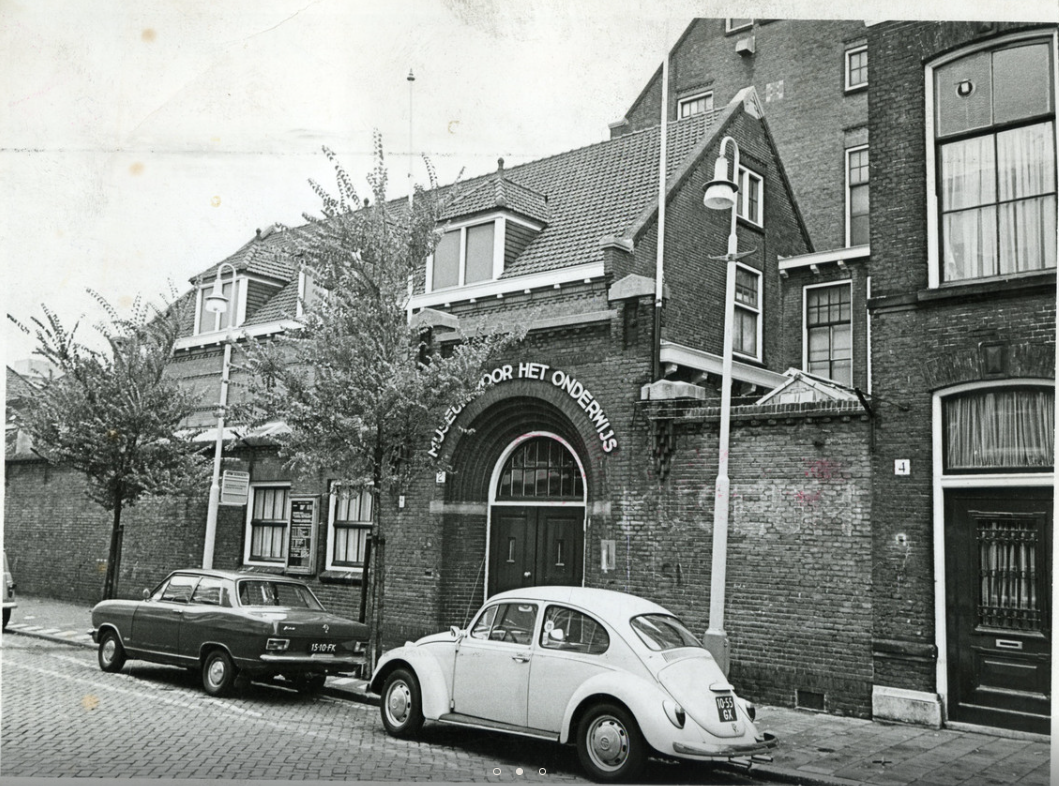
[369,586,776,782]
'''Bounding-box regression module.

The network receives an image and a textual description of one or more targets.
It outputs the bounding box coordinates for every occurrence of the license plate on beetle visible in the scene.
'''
[310,642,337,654]
[716,695,737,722]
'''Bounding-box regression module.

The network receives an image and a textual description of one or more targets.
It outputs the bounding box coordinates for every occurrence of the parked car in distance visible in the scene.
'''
[2,551,16,629]
[90,569,368,696]
[370,586,776,782]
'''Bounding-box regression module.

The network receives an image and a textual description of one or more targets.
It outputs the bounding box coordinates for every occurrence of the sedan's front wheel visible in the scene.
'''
[380,668,424,738]
[202,650,238,697]
[97,630,126,673]
[576,703,647,783]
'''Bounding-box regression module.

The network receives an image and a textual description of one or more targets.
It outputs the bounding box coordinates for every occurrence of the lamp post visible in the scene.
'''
[701,136,748,676]
[202,262,237,570]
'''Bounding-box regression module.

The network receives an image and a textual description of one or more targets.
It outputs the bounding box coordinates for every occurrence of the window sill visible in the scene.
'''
[919,270,1056,303]
[319,569,364,585]
[844,84,868,95]
[239,564,286,575]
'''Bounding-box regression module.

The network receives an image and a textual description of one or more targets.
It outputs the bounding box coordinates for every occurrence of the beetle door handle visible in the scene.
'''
[511,655,529,663]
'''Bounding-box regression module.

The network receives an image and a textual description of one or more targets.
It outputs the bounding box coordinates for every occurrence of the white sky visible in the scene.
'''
[2,0,1055,364]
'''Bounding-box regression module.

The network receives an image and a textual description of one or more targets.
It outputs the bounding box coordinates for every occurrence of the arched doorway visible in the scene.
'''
[486,433,586,596]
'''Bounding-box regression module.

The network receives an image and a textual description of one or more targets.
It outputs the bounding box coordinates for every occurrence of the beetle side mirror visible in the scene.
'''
[449,626,465,641]
[142,589,151,600]
[548,628,565,643]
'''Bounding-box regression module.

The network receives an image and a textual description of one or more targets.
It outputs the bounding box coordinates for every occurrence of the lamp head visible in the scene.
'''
[703,154,738,211]
[204,274,229,314]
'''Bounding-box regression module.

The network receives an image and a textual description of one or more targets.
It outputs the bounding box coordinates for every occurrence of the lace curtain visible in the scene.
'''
[946,387,1054,470]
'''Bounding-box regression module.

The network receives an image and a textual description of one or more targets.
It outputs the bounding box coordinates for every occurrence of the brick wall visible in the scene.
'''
[867,20,1057,694]
[621,18,870,252]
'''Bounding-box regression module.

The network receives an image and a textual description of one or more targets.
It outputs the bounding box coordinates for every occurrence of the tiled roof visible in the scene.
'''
[183,106,725,332]
[6,367,37,402]
[440,160,551,225]
[192,224,298,285]
[446,112,717,280]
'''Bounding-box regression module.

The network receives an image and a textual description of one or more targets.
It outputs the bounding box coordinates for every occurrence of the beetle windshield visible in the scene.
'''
[237,580,324,610]
[630,614,704,651]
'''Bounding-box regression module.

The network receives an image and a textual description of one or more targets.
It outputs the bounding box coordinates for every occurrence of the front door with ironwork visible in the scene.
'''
[488,436,585,597]
[944,488,1051,734]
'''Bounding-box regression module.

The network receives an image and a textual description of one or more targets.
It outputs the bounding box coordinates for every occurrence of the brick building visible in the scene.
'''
[5,17,1054,735]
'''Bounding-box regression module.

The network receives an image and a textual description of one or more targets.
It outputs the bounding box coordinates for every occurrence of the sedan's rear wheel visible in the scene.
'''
[380,668,423,738]
[97,630,126,673]
[202,650,238,697]
[576,703,647,782]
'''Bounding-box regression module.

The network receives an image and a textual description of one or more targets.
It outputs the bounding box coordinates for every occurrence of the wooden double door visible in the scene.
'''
[488,505,584,596]
[945,488,1051,734]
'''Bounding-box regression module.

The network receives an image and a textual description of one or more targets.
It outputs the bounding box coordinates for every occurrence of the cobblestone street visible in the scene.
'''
[1,635,765,783]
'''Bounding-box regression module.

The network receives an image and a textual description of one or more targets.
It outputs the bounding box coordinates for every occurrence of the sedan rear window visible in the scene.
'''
[630,614,704,652]
[237,580,324,610]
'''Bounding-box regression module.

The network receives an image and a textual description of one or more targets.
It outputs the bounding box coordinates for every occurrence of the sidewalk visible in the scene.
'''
[3,594,1051,786]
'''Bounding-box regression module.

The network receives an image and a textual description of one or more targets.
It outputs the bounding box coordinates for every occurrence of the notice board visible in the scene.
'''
[286,496,318,575]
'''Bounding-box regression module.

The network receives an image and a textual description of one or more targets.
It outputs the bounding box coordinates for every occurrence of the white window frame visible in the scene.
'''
[425,213,507,294]
[845,45,868,91]
[736,166,764,227]
[243,483,292,567]
[325,482,373,573]
[802,280,853,385]
[845,145,870,248]
[924,30,1059,289]
[195,277,245,335]
[733,262,763,362]
[678,91,714,119]
[726,19,753,33]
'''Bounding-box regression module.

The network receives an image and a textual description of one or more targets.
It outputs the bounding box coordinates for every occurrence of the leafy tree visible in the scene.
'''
[239,136,522,665]
[9,292,210,600]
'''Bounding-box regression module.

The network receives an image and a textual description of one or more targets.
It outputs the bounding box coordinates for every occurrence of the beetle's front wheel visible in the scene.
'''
[576,703,647,782]
[380,668,424,738]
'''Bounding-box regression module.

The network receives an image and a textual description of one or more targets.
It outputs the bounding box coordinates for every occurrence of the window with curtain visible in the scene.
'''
[329,485,373,569]
[249,486,289,563]
[430,221,497,291]
[976,516,1042,632]
[733,265,761,360]
[944,387,1054,471]
[935,40,1056,282]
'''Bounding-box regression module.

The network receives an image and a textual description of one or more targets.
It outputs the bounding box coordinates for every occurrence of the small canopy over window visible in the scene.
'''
[496,437,583,500]
[944,386,1054,471]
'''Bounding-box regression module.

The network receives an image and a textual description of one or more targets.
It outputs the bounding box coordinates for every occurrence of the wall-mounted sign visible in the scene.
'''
[220,470,250,506]
[427,362,618,458]
[286,496,318,575]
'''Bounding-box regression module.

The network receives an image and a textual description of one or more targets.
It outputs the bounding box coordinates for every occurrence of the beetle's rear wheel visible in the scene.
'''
[576,703,647,782]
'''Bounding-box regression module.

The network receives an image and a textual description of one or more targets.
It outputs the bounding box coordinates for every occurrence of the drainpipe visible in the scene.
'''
[653,56,669,381]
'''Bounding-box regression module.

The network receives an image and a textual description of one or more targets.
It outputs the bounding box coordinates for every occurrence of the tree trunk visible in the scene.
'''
[101,502,124,600]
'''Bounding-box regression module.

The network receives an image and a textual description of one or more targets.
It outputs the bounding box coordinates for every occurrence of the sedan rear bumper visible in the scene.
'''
[255,653,364,671]
[672,732,779,759]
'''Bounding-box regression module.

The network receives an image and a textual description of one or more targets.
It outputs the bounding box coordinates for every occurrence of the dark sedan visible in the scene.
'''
[90,569,368,697]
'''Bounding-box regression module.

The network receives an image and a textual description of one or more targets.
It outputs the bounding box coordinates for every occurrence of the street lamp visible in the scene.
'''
[202,262,237,570]
[701,136,748,676]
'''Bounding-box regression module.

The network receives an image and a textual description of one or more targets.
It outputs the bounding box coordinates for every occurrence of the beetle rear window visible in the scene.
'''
[630,614,704,651]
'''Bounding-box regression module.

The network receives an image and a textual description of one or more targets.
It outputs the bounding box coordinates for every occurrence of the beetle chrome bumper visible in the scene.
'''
[672,731,778,759]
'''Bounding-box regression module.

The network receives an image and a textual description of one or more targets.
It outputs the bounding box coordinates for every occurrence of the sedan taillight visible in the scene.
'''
[266,638,290,652]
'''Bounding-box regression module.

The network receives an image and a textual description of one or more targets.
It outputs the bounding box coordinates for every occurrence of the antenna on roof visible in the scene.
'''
[407,68,415,209]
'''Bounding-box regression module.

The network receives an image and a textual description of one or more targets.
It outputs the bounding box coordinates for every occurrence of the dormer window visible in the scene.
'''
[196,278,243,334]
[431,221,497,291]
